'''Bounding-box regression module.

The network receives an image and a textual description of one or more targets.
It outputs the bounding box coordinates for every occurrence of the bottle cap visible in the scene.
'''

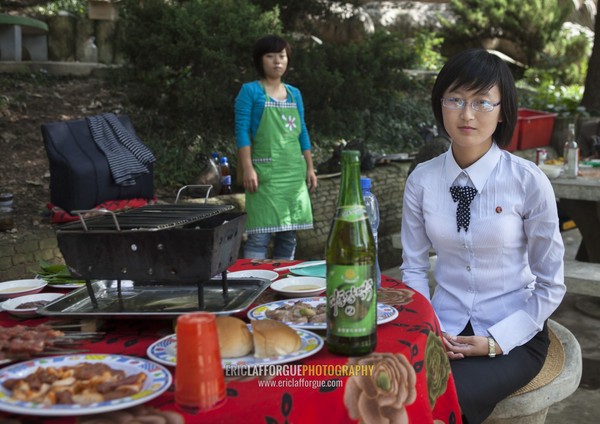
[220,156,228,164]
[360,177,371,190]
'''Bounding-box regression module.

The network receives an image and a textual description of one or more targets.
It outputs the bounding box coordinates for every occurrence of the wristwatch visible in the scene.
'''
[488,337,497,358]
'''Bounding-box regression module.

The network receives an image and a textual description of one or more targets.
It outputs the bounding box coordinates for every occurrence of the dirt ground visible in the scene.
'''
[0,74,131,239]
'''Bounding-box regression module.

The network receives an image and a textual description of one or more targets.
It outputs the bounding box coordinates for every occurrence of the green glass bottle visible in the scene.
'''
[326,150,377,356]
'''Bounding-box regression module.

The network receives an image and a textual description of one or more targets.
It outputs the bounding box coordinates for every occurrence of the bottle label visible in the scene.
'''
[221,175,231,185]
[336,205,368,222]
[327,265,376,337]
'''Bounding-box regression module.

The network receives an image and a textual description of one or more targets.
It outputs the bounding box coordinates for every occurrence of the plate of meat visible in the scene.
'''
[1,293,64,318]
[0,354,172,416]
[247,297,399,330]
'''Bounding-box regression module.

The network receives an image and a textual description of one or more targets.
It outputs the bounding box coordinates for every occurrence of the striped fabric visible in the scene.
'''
[246,223,314,234]
[252,158,273,163]
[86,113,156,186]
[264,100,297,109]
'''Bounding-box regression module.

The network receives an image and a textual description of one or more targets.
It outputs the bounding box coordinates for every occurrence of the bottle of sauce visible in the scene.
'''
[220,156,232,194]
[563,123,579,179]
[326,150,377,356]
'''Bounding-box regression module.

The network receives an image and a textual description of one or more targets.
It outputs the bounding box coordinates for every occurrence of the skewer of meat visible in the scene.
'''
[0,325,86,361]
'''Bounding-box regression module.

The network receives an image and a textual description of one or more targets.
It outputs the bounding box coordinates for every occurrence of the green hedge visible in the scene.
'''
[119,0,434,188]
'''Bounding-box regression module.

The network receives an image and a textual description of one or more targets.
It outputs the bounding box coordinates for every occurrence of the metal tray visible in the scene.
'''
[37,278,270,318]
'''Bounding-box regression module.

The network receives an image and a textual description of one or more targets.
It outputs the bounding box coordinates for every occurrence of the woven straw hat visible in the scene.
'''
[510,326,565,396]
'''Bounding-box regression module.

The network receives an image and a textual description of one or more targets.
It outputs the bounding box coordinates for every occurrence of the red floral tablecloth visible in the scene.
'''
[0,259,462,424]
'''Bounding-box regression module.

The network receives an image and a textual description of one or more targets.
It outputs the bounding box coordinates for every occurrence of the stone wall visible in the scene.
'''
[0,161,410,281]
[0,229,63,281]
[45,13,124,64]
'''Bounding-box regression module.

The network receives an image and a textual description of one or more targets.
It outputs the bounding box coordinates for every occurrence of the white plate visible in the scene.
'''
[147,325,324,368]
[0,279,47,299]
[0,354,172,416]
[270,276,326,298]
[46,282,86,289]
[223,270,279,281]
[247,297,399,330]
[1,293,64,318]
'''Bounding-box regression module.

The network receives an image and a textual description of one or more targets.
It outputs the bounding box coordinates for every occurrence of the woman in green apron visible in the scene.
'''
[235,35,317,259]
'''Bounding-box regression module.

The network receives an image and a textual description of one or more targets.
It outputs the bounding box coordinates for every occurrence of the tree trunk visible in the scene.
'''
[581,12,600,115]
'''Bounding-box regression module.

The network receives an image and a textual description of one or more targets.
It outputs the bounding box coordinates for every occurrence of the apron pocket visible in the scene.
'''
[252,159,273,184]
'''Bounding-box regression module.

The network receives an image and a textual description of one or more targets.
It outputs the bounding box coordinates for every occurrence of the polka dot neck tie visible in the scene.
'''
[450,185,478,232]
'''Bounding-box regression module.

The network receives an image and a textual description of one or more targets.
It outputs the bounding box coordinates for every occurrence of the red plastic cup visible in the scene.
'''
[175,312,226,414]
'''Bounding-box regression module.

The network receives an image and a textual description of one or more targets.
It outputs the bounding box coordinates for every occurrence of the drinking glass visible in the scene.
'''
[175,312,226,413]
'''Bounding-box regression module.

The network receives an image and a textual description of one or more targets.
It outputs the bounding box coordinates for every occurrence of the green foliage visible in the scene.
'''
[412,31,445,71]
[26,0,88,17]
[120,2,435,188]
[528,24,591,86]
[291,31,431,153]
[250,0,364,31]
[440,0,573,66]
[517,77,587,118]
[119,0,282,188]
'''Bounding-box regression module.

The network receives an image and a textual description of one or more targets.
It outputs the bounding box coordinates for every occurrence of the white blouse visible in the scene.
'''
[400,143,566,354]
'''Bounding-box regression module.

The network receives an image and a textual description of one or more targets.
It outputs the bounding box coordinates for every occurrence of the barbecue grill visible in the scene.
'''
[48,202,265,316]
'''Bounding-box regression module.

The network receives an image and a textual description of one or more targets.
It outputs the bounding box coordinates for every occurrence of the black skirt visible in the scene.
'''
[450,321,549,424]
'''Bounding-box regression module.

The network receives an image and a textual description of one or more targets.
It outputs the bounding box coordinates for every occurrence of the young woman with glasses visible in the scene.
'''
[400,49,566,423]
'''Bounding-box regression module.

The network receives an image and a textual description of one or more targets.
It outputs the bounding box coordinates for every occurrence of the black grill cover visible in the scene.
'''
[42,115,154,212]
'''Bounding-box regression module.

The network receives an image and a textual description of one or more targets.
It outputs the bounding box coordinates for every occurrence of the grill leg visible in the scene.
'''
[85,280,98,309]
[197,283,205,310]
[221,271,229,296]
[117,279,124,311]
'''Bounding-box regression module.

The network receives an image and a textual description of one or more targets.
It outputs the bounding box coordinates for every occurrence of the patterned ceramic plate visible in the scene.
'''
[147,325,324,368]
[247,297,399,330]
[0,354,172,416]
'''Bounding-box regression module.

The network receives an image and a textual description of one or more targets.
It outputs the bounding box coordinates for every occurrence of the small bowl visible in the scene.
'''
[539,164,562,179]
[270,276,326,298]
[0,279,47,299]
[1,293,64,318]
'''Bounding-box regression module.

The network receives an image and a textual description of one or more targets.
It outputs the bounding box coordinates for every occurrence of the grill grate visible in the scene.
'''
[57,204,234,232]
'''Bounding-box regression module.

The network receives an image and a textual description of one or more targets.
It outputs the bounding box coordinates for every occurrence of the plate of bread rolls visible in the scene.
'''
[146,316,323,368]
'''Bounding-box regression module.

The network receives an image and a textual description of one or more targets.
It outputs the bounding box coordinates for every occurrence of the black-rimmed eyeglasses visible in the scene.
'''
[441,98,501,113]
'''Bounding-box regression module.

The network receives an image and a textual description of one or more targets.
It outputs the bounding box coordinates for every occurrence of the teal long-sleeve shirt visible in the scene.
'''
[234,80,311,151]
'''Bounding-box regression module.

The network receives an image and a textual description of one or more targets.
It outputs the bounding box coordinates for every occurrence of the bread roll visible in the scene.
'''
[251,319,302,358]
[216,316,253,358]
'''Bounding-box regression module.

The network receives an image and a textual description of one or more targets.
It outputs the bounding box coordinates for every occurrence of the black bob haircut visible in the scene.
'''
[253,35,292,78]
[431,49,518,148]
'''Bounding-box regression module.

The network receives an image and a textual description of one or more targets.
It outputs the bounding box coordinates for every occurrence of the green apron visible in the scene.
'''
[245,83,313,234]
